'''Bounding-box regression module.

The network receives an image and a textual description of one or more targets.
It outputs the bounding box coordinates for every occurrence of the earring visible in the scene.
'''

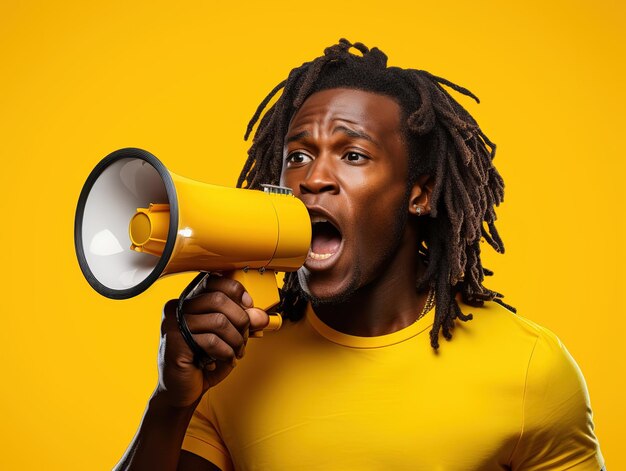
[414,204,422,216]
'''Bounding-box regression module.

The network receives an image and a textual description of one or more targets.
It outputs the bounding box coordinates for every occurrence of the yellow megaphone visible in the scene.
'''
[74,147,311,336]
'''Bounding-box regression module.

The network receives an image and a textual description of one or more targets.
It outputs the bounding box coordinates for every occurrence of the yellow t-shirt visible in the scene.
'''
[182,301,604,470]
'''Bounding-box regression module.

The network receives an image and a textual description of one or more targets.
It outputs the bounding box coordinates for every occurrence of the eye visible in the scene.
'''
[343,151,369,164]
[285,152,313,167]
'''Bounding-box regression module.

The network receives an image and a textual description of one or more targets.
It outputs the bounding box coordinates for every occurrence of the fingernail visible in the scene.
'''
[242,291,253,308]
[231,358,238,368]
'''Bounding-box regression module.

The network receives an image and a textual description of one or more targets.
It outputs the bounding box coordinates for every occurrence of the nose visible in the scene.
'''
[299,157,339,195]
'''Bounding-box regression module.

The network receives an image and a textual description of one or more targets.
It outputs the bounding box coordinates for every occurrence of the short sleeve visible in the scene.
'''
[510,327,604,470]
[181,391,234,471]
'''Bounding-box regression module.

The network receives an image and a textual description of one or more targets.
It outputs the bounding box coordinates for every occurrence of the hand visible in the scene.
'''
[156,275,269,408]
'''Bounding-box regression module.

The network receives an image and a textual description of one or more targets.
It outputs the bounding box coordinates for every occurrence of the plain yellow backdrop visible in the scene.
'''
[1,0,623,468]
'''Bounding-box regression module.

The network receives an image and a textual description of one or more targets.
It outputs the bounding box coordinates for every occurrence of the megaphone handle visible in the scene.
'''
[176,272,216,369]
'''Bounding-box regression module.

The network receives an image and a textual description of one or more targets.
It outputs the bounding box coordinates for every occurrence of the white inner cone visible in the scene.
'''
[81,158,170,290]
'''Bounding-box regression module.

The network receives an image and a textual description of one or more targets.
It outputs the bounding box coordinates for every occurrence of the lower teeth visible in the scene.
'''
[309,252,333,260]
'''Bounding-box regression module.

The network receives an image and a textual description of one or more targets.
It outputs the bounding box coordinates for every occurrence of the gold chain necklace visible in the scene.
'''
[415,287,436,322]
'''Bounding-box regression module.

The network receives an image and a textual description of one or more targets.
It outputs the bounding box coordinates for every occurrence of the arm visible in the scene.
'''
[113,277,269,471]
[114,391,206,470]
[115,391,221,470]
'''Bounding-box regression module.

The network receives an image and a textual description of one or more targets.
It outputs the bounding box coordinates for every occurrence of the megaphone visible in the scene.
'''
[74,147,311,332]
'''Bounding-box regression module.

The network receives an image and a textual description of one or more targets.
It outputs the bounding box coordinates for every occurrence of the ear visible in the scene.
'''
[408,174,433,217]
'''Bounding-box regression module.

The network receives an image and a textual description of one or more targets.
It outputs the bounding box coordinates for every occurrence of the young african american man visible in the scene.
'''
[115,40,605,470]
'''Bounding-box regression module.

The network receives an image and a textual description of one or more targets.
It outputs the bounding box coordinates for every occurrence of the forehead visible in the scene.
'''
[287,88,403,136]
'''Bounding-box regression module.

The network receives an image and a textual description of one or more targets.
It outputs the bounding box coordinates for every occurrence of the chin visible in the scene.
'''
[297,267,361,306]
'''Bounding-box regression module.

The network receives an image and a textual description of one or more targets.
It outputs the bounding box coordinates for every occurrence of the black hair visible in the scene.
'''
[238,39,514,349]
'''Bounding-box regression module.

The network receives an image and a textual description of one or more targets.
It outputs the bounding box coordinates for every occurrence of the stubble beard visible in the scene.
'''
[297,264,362,307]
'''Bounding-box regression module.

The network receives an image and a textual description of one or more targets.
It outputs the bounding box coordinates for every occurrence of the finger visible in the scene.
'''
[247,307,270,332]
[186,276,253,309]
[185,312,246,358]
[182,291,250,332]
[161,299,180,335]
[193,332,238,364]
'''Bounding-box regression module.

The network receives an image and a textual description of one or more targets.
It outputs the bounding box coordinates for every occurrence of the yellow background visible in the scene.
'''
[1,0,623,468]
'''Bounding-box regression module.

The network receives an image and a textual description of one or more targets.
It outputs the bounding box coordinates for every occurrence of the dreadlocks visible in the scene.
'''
[237,39,514,349]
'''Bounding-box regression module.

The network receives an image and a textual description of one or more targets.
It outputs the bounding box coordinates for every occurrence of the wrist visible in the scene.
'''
[146,388,201,425]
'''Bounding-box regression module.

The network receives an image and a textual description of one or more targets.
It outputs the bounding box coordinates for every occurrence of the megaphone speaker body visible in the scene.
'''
[75,148,311,312]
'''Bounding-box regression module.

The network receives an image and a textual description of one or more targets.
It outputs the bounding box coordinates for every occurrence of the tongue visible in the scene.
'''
[311,223,341,254]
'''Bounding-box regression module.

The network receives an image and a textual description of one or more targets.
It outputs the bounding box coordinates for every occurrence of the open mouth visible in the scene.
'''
[309,216,343,261]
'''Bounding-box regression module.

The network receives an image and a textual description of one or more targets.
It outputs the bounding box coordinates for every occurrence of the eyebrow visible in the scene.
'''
[284,126,380,147]
[285,130,310,144]
[334,125,379,147]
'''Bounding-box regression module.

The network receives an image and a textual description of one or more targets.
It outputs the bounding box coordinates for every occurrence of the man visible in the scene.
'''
[116,40,604,470]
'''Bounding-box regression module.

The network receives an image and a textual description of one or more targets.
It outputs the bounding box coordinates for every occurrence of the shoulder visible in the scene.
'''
[446,300,558,367]
[520,318,592,429]
[457,300,591,404]
[468,304,606,469]
[462,301,584,389]
[458,298,550,341]
[458,302,604,469]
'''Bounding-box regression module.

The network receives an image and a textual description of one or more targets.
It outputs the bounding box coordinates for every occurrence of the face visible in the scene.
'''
[280,88,414,303]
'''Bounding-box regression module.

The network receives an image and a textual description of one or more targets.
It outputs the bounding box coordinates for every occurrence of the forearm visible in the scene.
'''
[114,389,200,471]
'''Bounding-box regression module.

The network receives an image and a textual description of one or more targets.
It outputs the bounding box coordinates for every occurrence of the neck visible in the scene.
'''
[313,229,430,337]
